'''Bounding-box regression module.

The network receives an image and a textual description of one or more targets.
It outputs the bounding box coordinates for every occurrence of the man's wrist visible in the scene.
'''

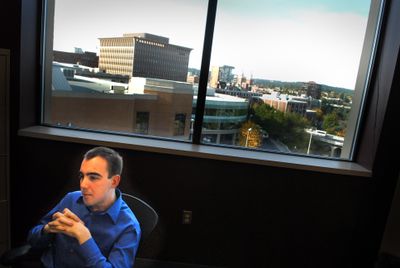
[42,224,49,235]
[76,227,92,245]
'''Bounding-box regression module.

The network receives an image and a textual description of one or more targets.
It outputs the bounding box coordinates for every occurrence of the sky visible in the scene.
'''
[53,0,373,89]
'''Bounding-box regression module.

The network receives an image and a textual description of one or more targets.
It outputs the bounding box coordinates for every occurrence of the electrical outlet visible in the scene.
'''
[182,210,192,224]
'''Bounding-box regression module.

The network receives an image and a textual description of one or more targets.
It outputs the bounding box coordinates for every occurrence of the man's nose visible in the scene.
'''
[80,176,89,188]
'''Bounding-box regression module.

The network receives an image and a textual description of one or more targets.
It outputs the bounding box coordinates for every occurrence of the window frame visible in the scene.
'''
[342,0,386,160]
[29,0,393,176]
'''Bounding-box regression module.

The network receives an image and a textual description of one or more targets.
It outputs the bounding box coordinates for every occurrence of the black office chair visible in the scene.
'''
[121,193,159,244]
[0,193,159,267]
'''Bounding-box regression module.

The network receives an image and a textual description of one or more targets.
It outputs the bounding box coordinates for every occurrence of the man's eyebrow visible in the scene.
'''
[80,172,102,177]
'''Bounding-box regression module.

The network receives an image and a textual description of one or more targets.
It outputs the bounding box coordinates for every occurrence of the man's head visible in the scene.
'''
[79,147,123,211]
[84,146,123,177]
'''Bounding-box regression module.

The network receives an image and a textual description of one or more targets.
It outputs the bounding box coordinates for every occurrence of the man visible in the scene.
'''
[28,146,141,267]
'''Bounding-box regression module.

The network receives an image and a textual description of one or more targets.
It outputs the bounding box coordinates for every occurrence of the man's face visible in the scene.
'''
[79,156,119,211]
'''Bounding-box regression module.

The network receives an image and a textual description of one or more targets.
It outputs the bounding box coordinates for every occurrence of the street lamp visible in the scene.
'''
[245,128,252,147]
[307,128,315,154]
[307,131,312,154]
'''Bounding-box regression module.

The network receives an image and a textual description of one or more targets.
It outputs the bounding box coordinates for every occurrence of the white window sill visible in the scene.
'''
[18,126,372,177]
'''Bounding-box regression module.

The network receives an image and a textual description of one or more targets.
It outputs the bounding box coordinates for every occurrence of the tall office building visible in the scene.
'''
[219,65,235,85]
[209,65,235,89]
[98,33,192,82]
[304,81,321,99]
[209,66,220,88]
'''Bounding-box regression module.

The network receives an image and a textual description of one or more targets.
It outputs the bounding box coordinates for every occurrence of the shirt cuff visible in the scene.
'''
[78,237,106,265]
[28,225,52,248]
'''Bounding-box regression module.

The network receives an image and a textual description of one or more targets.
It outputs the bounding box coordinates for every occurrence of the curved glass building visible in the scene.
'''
[192,87,249,145]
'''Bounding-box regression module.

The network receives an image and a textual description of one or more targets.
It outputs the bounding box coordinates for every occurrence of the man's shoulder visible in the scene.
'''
[63,191,82,202]
[119,201,141,229]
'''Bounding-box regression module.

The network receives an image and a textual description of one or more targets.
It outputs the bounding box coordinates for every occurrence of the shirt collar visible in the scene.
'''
[76,189,122,224]
[106,189,122,224]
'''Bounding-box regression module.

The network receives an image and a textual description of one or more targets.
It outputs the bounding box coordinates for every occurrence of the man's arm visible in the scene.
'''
[27,202,62,249]
[56,209,139,268]
[78,226,139,268]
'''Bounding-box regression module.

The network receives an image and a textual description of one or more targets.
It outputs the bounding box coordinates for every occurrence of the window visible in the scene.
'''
[43,0,208,140]
[208,0,383,159]
[135,112,149,135]
[173,113,186,136]
[41,0,384,161]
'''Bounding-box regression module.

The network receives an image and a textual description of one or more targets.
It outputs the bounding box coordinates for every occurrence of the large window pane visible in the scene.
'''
[42,0,384,162]
[43,0,208,141]
[207,0,382,159]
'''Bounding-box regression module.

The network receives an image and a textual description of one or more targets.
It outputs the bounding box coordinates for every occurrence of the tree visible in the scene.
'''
[238,121,262,148]
[281,112,310,150]
[322,112,339,134]
[251,103,285,139]
[313,108,324,128]
[250,103,311,151]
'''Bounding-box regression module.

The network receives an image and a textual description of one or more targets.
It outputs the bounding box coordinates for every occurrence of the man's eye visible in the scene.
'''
[89,176,99,181]
[78,173,83,180]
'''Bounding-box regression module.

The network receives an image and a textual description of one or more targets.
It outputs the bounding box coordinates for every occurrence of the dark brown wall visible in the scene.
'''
[2,0,400,268]
[6,138,381,267]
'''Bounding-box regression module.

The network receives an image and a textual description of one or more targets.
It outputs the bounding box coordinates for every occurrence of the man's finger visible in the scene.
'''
[63,208,82,223]
[47,221,67,232]
[58,216,74,226]
[50,213,74,226]
[52,212,64,220]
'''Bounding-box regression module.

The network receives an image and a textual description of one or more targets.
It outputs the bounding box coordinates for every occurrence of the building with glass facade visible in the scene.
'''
[98,33,192,82]
[192,87,248,145]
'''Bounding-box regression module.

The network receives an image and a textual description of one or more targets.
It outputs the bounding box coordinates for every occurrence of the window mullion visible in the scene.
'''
[192,0,218,144]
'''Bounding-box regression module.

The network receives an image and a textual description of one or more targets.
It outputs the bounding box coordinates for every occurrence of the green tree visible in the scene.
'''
[281,112,310,149]
[322,112,339,134]
[322,111,348,136]
[251,103,285,139]
[250,103,311,151]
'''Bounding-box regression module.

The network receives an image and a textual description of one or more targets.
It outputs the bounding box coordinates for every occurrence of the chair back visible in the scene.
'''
[121,193,158,243]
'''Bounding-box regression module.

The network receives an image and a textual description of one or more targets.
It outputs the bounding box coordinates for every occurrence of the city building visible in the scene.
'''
[215,88,262,99]
[233,73,252,90]
[98,33,192,82]
[53,50,99,68]
[209,65,235,88]
[218,65,235,86]
[50,72,193,138]
[259,93,308,116]
[192,87,249,145]
[304,81,322,99]
[51,61,251,144]
[187,74,199,84]
[209,66,220,88]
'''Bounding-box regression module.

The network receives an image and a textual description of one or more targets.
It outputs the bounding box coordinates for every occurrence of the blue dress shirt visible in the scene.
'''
[28,190,141,268]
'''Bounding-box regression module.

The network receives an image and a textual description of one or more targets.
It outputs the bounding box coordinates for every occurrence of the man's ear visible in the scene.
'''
[111,175,121,188]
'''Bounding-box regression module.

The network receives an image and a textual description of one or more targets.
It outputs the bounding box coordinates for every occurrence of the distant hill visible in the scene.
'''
[252,78,353,95]
[320,84,354,95]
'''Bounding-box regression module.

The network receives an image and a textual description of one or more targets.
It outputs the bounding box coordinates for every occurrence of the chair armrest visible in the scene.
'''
[0,244,33,265]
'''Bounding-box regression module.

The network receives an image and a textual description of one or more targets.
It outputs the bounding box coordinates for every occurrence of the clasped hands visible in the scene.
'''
[44,208,91,245]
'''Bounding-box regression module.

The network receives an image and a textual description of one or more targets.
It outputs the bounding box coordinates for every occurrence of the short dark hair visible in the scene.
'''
[84,147,123,178]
